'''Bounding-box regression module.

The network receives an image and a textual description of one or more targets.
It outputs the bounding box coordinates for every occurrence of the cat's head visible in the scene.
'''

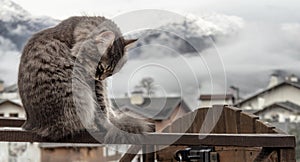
[94,31,137,80]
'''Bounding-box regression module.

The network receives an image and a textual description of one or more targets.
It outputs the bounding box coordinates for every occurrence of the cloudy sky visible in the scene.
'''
[12,0,300,22]
[1,0,300,109]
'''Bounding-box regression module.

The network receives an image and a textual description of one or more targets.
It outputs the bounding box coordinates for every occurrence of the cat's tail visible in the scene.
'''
[104,111,153,144]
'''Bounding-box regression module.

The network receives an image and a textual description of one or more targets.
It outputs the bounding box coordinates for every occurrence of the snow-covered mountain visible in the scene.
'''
[0,0,58,51]
[0,0,58,85]
[127,13,244,59]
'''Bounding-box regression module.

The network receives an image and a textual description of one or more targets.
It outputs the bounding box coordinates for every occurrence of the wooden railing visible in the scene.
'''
[0,105,296,162]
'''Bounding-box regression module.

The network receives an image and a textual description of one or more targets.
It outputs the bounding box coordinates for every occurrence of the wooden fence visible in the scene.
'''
[0,105,296,162]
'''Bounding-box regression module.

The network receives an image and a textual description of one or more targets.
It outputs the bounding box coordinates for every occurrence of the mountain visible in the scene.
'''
[0,0,58,51]
[0,0,58,85]
[127,13,244,59]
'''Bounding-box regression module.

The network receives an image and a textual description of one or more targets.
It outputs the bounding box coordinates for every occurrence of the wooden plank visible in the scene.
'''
[197,106,225,133]
[224,106,242,133]
[280,148,296,162]
[119,145,141,162]
[182,112,197,133]
[0,118,25,127]
[272,127,287,134]
[253,147,276,162]
[162,125,171,133]
[156,146,187,161]
[171,117,182,133]
[216,146,257,162]
[0,129,104,143]
[142,145,155,162]
[240,112,259,133]
[192,107,208,133]
[255,120,273,133]
[211,105,226,133]
[0,130,295,147]
[188,111,197,133]
[263,122,276,133]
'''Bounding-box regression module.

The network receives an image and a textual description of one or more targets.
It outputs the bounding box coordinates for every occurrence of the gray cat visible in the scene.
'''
[18,16,150,142]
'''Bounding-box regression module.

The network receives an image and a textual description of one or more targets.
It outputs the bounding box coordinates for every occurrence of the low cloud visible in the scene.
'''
[108,20,300,108]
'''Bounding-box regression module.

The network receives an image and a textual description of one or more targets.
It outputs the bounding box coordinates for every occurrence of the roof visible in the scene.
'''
[39,143,103,148]
[0,99,22,107]
[236,81,300,106]
[254,101,300,115]
[199,94,234,100]
[3,84,18,93]
[110,97,191,120]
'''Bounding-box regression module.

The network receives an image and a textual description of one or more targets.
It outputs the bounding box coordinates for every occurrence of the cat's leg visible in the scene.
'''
[95,81,153,143]
[94,80,111,131]
[104,111,153,144]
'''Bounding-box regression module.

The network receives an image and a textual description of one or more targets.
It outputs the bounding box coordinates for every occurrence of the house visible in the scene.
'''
[0,80,4,92]
[237,74,300,110]
[235,73,300,134]
[39,143,106,162]
[0,79,192,162]
[38,95,192,162]
[0,99,24,118]
[254,101,300,123]
[0,84,19,100]
[199,94,235,107]
[111,95,191,132]
[0,94,190,162]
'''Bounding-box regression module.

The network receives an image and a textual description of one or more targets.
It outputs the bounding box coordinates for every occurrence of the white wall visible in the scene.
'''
[0,102,25,118]
[0,142,41,162]
[257,107,300,123]
[200,99,233,107]
[240,85,300,110]
[0,92,19,100]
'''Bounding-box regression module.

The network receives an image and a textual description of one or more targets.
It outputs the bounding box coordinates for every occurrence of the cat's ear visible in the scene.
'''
[124,39,138,51]
[95,31,115,53]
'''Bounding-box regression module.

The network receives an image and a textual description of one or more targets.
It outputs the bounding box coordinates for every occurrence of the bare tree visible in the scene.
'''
[139,77,156,96]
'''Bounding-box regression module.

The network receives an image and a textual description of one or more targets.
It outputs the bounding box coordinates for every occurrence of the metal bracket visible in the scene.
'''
[174,146,219,162]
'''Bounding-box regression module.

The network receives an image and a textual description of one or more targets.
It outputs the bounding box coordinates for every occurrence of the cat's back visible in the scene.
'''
[22,17,83,58]
[18,17,87,104]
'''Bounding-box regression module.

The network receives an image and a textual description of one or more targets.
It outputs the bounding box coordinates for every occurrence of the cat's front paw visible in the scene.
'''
[104,127,145,144]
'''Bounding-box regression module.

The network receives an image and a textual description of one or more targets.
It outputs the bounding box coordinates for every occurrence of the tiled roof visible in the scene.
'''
[199,94,234,100]
[110,97,191,120]
[254,101,300,114]
[0,99,22,106]
[3,84,18,93]
[236,81,300,106]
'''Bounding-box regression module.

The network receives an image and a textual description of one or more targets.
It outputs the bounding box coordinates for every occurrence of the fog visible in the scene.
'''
[107,20,300,109]
[1,15,300,109]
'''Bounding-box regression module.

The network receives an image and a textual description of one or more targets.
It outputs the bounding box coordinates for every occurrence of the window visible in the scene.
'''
[285,117,291,123]
[271,114,279,122]
[9,113,18,118]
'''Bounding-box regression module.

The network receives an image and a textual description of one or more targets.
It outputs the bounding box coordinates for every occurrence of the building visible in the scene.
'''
[199,94,235,107]
[235,73,300,130]
[253,101,300,123]
[0,79,191,161]
[111,96,191,132]
[0,99,24,118]
[0,84,19,100]
[0,80,4,92]
[237,74,300,110]
[39,143,106,162]
[0,90,191,162]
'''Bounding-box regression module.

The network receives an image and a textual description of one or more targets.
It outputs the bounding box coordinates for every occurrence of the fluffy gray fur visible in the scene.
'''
[18,16,150,142]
